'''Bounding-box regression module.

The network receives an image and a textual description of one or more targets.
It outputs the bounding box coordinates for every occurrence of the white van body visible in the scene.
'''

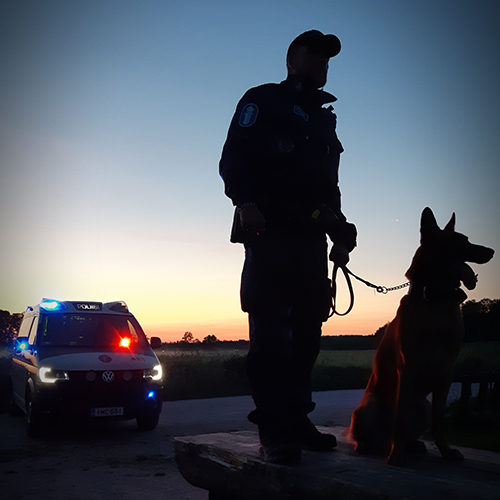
[11,299,163,437]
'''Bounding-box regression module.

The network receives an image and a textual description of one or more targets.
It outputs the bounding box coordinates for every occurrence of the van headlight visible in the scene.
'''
[144,364,162,381]
[39,367,70,383]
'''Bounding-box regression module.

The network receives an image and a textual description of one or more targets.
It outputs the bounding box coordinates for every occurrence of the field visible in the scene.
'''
[157,341,500,401]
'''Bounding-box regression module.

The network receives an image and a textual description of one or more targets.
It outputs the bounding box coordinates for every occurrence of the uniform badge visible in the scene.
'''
[239,103,259,127]
[294,105,309,122]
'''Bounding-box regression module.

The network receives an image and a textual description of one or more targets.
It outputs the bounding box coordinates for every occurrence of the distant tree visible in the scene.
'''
[0,309,23,345]
[462,299,500,342]
[180,331,194,343]
[202,334,218,344]
[180,331,200,344]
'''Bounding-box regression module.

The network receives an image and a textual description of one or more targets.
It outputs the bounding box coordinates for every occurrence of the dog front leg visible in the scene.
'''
[432,386,464,461]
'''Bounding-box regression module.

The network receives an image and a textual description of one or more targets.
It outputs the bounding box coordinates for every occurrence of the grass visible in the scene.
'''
[317,341,500,373]
[316,349,376,368]
[157,348,378,401]
[155,348,373,401]
[158,353,251,401]
[157,342,500,401]
[453,341,500,376]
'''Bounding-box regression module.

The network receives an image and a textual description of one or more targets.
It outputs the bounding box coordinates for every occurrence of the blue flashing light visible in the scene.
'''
[18,341,29,352]
[40,299,67,311]
[147,391,155,399]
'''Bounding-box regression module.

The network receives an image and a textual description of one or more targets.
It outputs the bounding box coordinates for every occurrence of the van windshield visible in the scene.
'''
[38,314,149,348]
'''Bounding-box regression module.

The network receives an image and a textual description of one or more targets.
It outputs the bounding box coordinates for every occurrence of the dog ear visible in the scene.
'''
[420,207,439,242]
[443,213,456,232]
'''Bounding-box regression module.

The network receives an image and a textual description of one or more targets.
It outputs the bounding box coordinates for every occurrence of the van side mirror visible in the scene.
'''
[150,337,162,349]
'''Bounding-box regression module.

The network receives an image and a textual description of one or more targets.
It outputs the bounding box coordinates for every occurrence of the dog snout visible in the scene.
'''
[468,245,494,264]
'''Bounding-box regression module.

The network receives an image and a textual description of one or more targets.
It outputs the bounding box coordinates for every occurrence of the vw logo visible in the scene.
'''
[102,371,115,383]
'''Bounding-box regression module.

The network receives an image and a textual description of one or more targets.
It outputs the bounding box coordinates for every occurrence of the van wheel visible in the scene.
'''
[137,413,159,431]
[26,393,44,438]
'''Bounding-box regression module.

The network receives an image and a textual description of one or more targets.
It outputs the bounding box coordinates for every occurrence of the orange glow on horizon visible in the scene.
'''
[142,302,400,343]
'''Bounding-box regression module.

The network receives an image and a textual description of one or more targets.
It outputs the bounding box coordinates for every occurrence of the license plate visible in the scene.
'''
[91,407,124,417]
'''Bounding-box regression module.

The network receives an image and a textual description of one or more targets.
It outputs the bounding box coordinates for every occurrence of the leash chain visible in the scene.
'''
[345,268,410,295]
[330,265,410,316]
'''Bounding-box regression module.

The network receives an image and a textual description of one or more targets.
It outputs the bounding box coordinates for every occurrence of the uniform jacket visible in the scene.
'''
[220,76,355,248]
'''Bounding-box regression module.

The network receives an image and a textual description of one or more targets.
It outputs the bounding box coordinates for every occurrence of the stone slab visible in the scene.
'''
[174,426,500,500]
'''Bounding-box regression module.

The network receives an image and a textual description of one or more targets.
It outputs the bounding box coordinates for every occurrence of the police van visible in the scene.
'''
[10,299,163,437]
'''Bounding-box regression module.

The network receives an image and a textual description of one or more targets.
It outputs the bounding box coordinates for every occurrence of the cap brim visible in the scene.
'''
[311,34,341,58]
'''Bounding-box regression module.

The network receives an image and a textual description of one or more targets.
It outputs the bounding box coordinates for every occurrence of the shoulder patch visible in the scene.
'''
[294,105,309,122]
[239,103,259,127]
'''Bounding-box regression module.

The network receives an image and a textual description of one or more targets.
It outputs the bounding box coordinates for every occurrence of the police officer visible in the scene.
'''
[219,30,357,464]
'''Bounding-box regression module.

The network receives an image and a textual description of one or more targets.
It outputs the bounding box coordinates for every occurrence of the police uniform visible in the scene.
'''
[219,74,356,446]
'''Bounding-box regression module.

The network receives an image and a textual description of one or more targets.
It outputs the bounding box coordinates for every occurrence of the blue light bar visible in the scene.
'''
[16,339,29,352]
[40,299,67,311]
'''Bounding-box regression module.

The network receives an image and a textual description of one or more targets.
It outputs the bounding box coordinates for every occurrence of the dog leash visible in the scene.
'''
[330,265,410,316]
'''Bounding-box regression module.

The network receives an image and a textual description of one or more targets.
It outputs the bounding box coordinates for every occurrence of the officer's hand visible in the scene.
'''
[329,243,350,267]
[239,205,266,235]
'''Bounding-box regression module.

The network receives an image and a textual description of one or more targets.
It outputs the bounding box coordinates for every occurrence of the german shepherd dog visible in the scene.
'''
[349,207,494,466]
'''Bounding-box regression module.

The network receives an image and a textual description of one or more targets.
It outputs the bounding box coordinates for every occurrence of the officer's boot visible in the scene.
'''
[298,417,337,451]
[257,422,302,464]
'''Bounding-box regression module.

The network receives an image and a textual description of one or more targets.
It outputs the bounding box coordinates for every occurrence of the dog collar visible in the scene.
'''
[409,285,468,304]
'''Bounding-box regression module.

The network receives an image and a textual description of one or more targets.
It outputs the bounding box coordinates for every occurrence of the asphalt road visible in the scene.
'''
[0,390,365,500]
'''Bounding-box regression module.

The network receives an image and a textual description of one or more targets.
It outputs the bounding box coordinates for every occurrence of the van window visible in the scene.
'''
[38,314,148,348]
[28,317,39,345]
[127,320,139,342]
[18,316,35,339]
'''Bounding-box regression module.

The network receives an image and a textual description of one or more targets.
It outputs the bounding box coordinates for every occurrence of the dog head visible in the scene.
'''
[406,207,494,291]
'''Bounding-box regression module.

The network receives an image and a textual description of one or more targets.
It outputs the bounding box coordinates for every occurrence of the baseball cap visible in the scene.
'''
[287,30,341,59]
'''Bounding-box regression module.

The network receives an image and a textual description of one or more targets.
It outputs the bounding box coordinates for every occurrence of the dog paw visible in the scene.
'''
[387,452,407,467]
[442,448,464,461]
[405,440,427,454]
[354,442,366,454]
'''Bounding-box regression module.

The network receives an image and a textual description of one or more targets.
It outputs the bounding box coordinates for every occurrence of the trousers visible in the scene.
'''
[241,228,331,427]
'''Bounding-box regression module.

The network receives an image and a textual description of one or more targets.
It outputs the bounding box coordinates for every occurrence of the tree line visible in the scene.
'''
[1,298,499,347]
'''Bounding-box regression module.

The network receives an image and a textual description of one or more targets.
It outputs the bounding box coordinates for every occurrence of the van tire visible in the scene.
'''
[136,413,159,431]
[26,392,44,438]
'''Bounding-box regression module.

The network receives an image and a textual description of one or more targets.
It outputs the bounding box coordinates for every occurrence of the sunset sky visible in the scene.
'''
[1,0,499,342]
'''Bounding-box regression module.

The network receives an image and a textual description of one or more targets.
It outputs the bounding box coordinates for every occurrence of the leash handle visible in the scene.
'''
[329,265,410,317]
[330,264,355,316]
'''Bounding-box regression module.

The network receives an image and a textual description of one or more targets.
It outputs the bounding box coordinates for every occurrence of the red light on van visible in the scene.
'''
[119,337,131,348]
